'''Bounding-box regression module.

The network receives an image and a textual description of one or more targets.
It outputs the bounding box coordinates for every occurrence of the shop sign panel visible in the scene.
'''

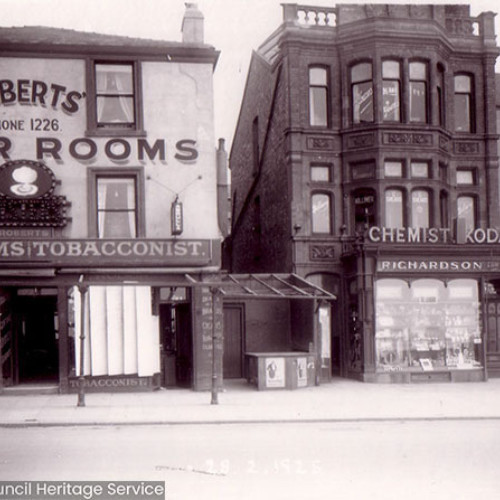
[377,258,499,273]
[0,238,218,267]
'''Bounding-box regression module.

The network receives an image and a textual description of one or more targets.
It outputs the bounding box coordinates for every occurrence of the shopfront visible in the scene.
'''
[344,227,500,383]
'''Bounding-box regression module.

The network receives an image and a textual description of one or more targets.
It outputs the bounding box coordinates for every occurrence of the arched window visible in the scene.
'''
[411,189,430,229]
[457,195,476,233]
[382,60,401,122]
[311,192,332,233]
[409,61,428,123]
[385,189,404,228]
[351,62,373,124]
[454,74,474,132]
[309,67,329,127]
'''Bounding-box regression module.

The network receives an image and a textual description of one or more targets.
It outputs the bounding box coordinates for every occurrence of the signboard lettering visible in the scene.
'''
[0,239,216,266]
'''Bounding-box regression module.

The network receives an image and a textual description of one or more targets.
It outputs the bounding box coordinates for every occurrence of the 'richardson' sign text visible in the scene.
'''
[0,239,216,266]
[377,259,493,273]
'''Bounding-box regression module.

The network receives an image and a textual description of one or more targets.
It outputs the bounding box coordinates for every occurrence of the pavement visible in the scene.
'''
[1,377,500,427]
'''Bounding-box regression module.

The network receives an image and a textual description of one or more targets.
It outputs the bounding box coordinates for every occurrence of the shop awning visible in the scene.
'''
[185,273,336,300]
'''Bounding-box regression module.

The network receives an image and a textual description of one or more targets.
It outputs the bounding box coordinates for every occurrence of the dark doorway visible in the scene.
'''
[223,304,244,378]
[14,290,59,384]
[159,302,193,388]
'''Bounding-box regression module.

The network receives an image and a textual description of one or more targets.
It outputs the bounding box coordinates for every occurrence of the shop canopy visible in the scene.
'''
[185,273,337,301]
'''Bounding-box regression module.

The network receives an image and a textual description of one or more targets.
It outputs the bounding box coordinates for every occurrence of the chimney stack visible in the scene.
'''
[182,3,204,43]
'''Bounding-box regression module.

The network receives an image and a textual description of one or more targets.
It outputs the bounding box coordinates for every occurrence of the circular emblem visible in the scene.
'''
[0,160,56,199]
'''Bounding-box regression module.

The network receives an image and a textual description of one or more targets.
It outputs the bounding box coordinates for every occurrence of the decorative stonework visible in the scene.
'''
[307,137,334,150]
[347,133,375,149]
[310,244,335,260]
[453,141,480,154]
[439,135,450,151]
[383,132,432,146]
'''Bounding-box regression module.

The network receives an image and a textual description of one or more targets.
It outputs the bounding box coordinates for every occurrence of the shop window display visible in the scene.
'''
[375,278,482,372]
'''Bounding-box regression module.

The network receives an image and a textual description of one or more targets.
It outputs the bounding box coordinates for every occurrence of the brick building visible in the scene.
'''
[0,4,226,393]
[229,3,500,382]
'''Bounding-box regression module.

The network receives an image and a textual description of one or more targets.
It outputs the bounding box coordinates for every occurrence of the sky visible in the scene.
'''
[1,0,499,149]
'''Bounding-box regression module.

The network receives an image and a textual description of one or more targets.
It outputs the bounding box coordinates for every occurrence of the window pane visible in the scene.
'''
[382,61,400,78]
[311,165,330,182]
[384,161,403,177]
[455,75,471,92]
[457,196,475,232]
[411,190,429,228]
[410,82,427,122]
[382,81,400,121]
[97,96,135,124]
[309,67,327,86]
[309,87,328,126]
[97,178,137,238]
[455,94,471,132]
[353,81,373,123]
[411,162,429,178]
[351,63,372,83]
[457,170,474,185]
[410,62,426,80]
[96,64,133,94]
[312,193,331,233]
[385,190,403,228]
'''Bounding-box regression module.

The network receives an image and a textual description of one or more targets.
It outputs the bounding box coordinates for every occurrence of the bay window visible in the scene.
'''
[457,195,476,233]
[385,189,404,228]
[411,189,430,229]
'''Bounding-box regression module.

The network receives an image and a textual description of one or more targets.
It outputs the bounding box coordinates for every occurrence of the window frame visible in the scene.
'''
[411,188,431,229]
[308,66,330,128]
[88,167,145,238]
[351,61,374,124]
[382,60,402,122]
[86,60,144,137]
[409,61,429,124]
[311,191,333,234]
[457,194,477,233]
[454,73,475,133]
[384,188,405,228]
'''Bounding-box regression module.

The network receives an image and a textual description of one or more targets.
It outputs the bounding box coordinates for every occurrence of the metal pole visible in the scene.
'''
[77,281,88,407]
[210,286,220,405]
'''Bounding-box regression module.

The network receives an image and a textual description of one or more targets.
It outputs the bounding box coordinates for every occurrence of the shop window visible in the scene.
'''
[384,189,404,228]
[353,188,376,233]
[88,61,142,134]
[411,189,430,229]
[457,195,476,233]
[382,60,401,122]
[351,62,373,124]
[410,161,429,178]
[89,169,144,238]
[309,66,329,127]
[311,192,332,233]
[375,278,482,372]
[384,160,403,178]
[456,169,475,185]
[310,164,331,182]
[409,62,428,123]
[454,74,474,132]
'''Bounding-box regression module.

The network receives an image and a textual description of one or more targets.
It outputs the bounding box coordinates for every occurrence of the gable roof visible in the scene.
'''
[0,26,218,63]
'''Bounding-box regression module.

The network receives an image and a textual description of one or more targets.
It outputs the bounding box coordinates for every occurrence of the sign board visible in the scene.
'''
[0,239,219,267]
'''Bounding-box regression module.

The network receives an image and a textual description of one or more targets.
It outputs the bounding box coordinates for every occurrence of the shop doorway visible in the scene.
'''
[159,302,193,388]
[13,289,59,384]
[223,304,244,379]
